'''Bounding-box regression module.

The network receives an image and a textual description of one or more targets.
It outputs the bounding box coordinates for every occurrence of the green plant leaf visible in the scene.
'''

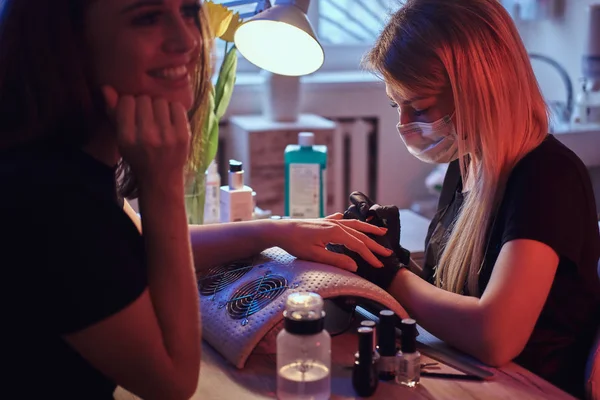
[190,86,213,172]
[202,110,219,172]
[214,46,238,120]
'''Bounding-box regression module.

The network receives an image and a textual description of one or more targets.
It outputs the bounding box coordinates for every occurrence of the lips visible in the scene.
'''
[148,65,189,80]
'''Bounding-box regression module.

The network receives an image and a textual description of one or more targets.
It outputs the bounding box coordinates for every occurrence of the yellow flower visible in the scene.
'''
[220,12,244,43]
[204,1,233,39]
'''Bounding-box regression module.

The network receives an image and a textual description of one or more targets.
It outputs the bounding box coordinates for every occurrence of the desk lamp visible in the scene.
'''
[225,0,324,121]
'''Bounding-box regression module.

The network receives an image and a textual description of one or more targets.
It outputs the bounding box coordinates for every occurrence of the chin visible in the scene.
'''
[171,89,195,112]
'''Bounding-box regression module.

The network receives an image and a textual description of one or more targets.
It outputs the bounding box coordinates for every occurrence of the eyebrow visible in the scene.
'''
[121,0,164,14]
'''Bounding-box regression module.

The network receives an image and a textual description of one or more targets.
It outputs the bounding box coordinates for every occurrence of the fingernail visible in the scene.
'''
[387,248,394,255]
[377,262,384,268]
[349,262,358,272]
[380,227,388,232]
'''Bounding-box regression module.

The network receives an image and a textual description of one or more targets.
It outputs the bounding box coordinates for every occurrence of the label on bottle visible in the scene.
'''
[289,163,321,218]
[397,353,421,386]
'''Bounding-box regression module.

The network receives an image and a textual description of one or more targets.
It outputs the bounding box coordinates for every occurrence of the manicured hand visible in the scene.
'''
[102,85,190,187]
[274,217,394,272]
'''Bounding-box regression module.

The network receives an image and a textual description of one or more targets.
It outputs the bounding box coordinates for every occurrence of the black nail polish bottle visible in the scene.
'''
[360,320,380,366]
[352,327,379,397]
[377,310,397,381]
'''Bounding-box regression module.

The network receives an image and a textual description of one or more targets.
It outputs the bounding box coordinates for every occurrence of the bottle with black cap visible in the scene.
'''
[377,310,397,381]
[359,320,380,366]
[352,326,379,397]
[395,318,420,387]
[219,159,253,222]
[277,292,331,400]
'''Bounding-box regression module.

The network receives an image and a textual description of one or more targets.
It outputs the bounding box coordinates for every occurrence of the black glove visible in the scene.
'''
[326,191,410,290]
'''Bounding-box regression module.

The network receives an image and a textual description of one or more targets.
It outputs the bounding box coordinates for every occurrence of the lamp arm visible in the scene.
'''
[274,0,310,13]
[222,0,273,19]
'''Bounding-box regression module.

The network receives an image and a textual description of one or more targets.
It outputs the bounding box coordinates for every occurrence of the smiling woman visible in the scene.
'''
[0,0,212,399]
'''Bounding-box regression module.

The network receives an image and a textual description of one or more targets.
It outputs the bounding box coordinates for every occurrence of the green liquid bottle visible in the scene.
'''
[284,132,327,218]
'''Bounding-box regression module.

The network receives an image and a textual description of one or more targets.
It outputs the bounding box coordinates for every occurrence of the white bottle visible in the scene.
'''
[571,78,590,125]
[220,160,253,223]
[277,292,331,400]
[203,160,220,224]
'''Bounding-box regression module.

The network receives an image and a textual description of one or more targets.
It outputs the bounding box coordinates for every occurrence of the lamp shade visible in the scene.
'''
[234,3,324,76]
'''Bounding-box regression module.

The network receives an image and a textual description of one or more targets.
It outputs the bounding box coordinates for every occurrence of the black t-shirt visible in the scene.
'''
[1,143,147,399]
[422,135,600,399]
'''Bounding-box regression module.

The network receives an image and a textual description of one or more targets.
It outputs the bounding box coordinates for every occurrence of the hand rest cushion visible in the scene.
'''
[198,247,408,369]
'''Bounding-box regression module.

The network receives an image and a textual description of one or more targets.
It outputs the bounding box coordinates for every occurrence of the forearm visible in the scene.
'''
[389,269,497,364]
[189,219,276,271]
[138,180,200,375]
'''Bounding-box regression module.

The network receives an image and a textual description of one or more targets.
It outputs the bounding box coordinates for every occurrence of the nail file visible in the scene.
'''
[416,341,494,380]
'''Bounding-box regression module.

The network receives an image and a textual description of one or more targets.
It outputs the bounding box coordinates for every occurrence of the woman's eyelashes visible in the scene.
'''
[389,101,431,117]
[413,107,430,116]
[132,11,161,26]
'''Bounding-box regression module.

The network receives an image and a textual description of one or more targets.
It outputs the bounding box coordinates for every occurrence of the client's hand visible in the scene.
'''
[272,217,394,272]
[326,191,410,290]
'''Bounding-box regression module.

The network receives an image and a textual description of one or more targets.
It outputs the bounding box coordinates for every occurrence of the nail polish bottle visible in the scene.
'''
[395,318,421,387]
[352,327,379,397]
[360,320,380,366]
[377,310,397,381]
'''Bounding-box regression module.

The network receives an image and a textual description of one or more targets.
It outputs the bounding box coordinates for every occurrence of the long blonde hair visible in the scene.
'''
[363,0,549,295]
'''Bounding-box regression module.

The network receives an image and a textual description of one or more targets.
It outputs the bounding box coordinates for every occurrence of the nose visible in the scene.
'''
[398,108,413,126]
[163,17,198,54]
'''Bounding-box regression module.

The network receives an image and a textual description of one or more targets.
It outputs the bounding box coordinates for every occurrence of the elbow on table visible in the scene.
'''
[146,376,199,400]
[478,348,515,368]
[476,331,527,368]
[138,364,200,400]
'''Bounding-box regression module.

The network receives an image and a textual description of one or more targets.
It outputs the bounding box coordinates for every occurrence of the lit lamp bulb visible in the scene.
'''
[234,0,324,76]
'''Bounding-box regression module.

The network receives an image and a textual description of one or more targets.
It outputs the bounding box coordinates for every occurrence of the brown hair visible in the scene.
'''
[364,0,548,295]
[0,0,213,199]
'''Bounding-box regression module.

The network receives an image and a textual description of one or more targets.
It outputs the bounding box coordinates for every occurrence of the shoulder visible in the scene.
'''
[508,135,589,188]
[498,136,597,263]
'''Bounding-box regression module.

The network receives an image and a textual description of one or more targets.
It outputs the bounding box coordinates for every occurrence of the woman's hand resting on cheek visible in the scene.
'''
[102,85,190,189]
[271,214,394,272]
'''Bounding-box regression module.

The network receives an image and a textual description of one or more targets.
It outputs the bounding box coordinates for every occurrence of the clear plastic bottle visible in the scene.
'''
[277,292,331,400]
[203,160,221,224]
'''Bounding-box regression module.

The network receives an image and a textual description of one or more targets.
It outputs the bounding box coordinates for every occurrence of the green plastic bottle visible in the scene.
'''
[284,132,327,218]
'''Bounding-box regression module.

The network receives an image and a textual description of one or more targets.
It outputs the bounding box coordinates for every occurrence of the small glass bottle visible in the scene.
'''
[395,318,421,387]
[276,292,331,400]
[377,310,397,381]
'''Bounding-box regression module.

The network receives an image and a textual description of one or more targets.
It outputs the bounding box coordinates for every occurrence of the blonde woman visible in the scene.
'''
[362,0,600,398]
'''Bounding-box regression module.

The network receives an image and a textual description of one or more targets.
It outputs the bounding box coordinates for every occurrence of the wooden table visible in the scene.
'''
[116,325,574,400]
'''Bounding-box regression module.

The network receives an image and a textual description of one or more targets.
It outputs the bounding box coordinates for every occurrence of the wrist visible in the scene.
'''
[255,219,288,250]
[138,179,185,203]
[391,267,410,291]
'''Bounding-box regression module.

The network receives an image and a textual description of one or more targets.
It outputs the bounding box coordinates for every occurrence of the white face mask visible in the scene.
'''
[396,113,459,164]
